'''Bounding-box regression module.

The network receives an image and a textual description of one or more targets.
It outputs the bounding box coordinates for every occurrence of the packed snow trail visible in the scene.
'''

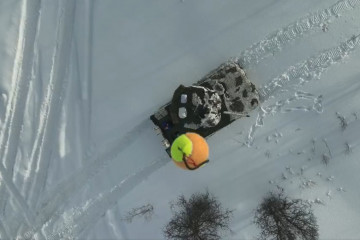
[0,0,76,238]
[237,0,360,68]
[0,162,36,227]
[246,34,360,146]
[20,156,168,239]
[0,0,42,232]
[73,0,93,161]
[17,119,151,239]
[47,157,168,240]
[259,34,360,100]
[23,0,76,211]
[0,221,10,240]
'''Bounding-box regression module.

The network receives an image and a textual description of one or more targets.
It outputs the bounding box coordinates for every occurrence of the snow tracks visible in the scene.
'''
[0,0,42,232]
[25,0,360,239]
[245,34,360,146]
[0,0,76,239]
[0,0,358,239]
[237,0,360,68]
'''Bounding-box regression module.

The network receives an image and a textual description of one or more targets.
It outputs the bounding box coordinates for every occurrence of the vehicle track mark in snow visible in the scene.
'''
[0,0,41,226]
[22,0,76,212]
[259,34,360,100]
[0,221,10,240]
[0,163,36,226]
[18,119,150,238]
[82,0,94,155]
[107,211,127,240]
[246,93,323,146]
[246,34,360,146]
[73,0,94,162]
[44,157,168,240]
[237,0,360,68]
[12,49,46,240]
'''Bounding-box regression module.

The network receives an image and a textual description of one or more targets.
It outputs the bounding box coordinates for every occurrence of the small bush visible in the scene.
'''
[336,112,348,131]
[254,192,319,240]
[164,191,232,240]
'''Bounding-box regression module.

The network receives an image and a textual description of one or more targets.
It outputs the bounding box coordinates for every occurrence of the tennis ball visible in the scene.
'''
[171,133,209,170]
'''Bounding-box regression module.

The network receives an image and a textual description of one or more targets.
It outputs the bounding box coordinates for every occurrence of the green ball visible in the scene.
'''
[170,134,193,162]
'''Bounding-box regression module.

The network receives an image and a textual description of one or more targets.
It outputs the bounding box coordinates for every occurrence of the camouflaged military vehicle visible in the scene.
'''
[150,60,259,155]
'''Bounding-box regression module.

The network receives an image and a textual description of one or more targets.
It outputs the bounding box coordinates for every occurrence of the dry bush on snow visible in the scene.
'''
[254,192,318,240]
[164,191,232,240]
[336,112,348,131]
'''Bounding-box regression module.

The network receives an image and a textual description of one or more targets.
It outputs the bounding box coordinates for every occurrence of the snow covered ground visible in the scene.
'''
[0,0,360,239]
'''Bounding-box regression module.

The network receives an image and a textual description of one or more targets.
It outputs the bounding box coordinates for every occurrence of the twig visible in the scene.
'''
[123,204,154,223]
[322,138,332,158]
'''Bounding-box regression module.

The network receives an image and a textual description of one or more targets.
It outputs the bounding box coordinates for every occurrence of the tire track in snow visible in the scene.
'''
[73,0,94,163]
[81,0,94,157]
[22,0,76,211]
[237,0,360,68]
[0,162,36,227]
[11,50,45,239]
[18,119,150,239]
[246,34,360,146]
[108,211,127,240]
[0,0,41,228]
[259,34,360,100]
[44,157,168,240]
[0,221,10,240]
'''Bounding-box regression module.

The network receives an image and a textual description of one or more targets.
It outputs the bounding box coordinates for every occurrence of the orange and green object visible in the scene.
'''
[170,132,209,170]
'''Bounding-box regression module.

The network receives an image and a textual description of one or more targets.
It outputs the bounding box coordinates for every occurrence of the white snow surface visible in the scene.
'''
[0,0,360,239]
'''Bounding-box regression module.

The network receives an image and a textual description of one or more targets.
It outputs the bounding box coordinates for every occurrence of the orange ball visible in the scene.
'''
[172,132,209,170]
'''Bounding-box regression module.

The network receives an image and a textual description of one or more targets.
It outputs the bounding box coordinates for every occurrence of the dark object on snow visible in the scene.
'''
[123,204,154,223]
[164,191,232,240]
[150,60,259,154]
[254,192,319,240]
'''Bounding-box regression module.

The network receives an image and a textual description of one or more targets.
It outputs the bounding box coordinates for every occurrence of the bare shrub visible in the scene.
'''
[124,204,154,223]
[164,191,232,240]
[336,112,348,131]
[344,142,352,155]
[254,192,319,240]
[321,154,330,166]
[353,112,358,120]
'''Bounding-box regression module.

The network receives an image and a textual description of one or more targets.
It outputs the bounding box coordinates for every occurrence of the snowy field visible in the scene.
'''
[0,0,360,239]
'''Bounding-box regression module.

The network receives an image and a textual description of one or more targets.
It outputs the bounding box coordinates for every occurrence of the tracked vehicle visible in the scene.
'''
[150,60,260,155]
